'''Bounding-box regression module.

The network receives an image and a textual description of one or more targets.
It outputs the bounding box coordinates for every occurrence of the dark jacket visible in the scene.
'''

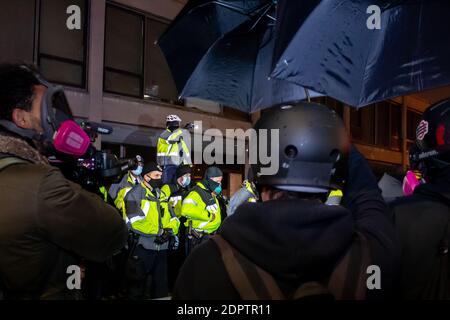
[0,135,128,299]
[173,147,398,300]
[391,167,450,299]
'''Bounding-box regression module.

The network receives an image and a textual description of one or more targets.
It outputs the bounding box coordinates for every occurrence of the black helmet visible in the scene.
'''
[251,102,350,193]
[410,99,450,168]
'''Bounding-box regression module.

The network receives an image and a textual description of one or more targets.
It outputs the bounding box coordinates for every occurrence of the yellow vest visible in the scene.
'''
[160,184,184,218]
[124,182,180,236]
[156,128,191,166]
[181,182,221,234]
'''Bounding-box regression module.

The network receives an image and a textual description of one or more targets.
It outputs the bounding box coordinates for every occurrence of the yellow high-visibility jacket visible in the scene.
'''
[157,128,191,166]
[111,172,141,219]
[160,183,187,218]
[181,182,221,234]
[124,182,180,237]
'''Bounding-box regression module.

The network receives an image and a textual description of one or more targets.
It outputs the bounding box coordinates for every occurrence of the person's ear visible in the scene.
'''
[11,108,32,129]
[260,186,272,202]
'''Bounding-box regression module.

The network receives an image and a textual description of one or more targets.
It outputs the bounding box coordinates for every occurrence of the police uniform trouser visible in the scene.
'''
[168,225,186,291]
[126,245,168,299]
[186,233,211,256]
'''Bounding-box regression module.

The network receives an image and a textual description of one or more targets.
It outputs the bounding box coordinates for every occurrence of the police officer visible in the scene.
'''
[160,165,192,290]
[161,165,192,218]
[157,115,191,184]
[181,166,223,255]
[227,180,259,216]
[174,102,397,300]
[109,155,145,217]
[123,162,180,299]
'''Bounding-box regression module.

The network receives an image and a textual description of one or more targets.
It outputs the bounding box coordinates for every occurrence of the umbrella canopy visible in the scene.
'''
[158,0,319,112]
[271,0,450,108]
[180,17,321,112]
[158,0,273,93]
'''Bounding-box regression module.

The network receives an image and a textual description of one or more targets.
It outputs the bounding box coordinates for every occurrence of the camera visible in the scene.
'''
[51,121,138,193]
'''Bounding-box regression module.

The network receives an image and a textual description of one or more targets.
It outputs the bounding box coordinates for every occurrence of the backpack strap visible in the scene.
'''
[0,156,29,172]
[292,281,331,299]
[328,231,371,300]
[211,234,285,300]
[213,232,371,300]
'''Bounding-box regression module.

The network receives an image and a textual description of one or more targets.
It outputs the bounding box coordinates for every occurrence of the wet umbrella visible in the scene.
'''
[179,17,321,112]
[271,0,450,108]
[158,0,319,112]
[158,0,274,94]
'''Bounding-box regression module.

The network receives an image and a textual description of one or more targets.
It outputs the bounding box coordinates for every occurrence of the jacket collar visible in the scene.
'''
[0,133,48,165]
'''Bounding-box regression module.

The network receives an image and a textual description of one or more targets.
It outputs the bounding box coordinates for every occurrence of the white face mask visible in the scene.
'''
[132,166,143,176]
[181,175,191,187]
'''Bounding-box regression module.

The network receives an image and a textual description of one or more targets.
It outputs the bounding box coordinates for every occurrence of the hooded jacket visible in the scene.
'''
[174,148,398,300]
[0,132,128,299]
[391,166,450,299]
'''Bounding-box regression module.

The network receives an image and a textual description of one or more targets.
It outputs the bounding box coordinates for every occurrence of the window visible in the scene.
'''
[390,104,402,150]
[104,3,178,101]
[0,0,88,87]
[350,101,401,149]
[145,18,178,102]
[351,105,375,145]
[104,5,144,97]
[0,0,36,63]
[38,0,88,87]
[407,110,422,141]
[310,96,344,118]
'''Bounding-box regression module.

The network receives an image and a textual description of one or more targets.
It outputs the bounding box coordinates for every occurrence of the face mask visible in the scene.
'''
[181,176,191,188]
[402,170,424,196]
[204,178,219,192]
[52,119,91,156]
[132,166,143,176]
[168,125,179,132]
[0,73,90,157]
[214,184,222,195]
[149,178,163,189]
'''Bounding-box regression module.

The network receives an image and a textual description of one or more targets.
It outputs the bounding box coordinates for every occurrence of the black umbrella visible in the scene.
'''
[179,17,321,112]
[271,0,450,108]
[158,0,273,94]
[158,0,319,112]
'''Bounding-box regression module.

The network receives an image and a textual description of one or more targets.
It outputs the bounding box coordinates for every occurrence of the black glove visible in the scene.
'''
[170,235,180,250]
[154,229,171,245]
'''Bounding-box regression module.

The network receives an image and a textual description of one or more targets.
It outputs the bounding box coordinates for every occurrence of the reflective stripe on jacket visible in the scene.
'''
[157,128,191,166]
[181,182,221,234]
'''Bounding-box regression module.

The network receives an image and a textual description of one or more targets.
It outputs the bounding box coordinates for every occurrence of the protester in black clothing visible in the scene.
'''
[391,99,450,299]
[174,102,397,300]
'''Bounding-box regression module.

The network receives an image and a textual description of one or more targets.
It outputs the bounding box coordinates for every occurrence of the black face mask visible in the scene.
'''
[168,125,179,132]
[148,178,163,189]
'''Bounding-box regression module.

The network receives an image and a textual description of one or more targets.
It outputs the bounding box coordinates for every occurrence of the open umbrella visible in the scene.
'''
[180,16,321,112]
[158,0,274,94]
[158,0,319,112]
[271,0,450,108]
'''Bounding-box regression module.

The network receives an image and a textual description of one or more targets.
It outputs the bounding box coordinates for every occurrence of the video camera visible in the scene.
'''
[52,121,138,192]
